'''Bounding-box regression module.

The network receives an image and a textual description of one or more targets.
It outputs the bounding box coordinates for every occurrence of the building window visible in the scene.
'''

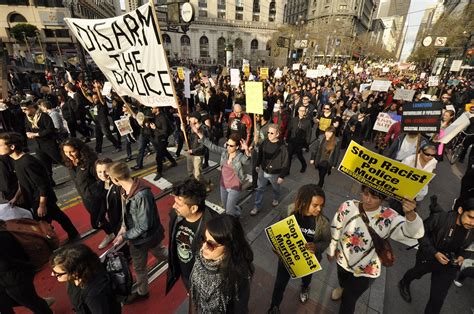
[181,35,191,59]
[180,35,190,46]
[236,12,243,20]
[253,14,260,22]
[198,0,206,8]
[199,10,208,18]
[218,11,226,19]
[162,34,171,45]
[35,0,63,7]
[217,0,226,10]
[1,0,29,4]
[250,39,258,51]
[217,37,226,64]
[234,38,243,66]
[253,0,260,13]
[8,13,27,23]
[43,29,69,38]
[340,4,347,10]
[236,0,244,11]
[200,36,209,58]
[269,1,276,22]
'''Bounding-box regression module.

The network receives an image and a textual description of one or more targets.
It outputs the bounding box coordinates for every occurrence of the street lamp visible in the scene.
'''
[52,30,63,67]
[35,30,48,71]
[22,31,31,63]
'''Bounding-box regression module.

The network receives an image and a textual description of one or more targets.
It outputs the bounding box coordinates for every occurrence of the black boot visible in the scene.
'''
[398,279,412,303]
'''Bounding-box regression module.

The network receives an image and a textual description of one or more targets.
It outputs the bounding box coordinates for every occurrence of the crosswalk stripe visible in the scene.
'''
[205,200,225,214]
[143,174,174,190]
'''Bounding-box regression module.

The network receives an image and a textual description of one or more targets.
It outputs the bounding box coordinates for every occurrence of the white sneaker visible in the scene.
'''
[453,279,463,287]
[98,234,115,250]
[272,200,279,207]
[250,207,259,216]
[331,287,344,301]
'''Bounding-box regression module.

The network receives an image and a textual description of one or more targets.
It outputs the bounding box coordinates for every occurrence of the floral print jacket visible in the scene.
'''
[328,200,424,278]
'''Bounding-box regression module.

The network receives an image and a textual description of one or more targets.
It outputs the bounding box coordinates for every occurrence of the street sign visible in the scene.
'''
[434,37,447,47]
[422,36,432,47]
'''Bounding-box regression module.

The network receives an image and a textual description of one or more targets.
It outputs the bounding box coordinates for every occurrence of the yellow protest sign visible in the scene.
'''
[177,67,185,80]
[265,215,322,279]
[338,141,435,201]
[243,64,250,77]
[245,81,263,114]
[260,67,269,80]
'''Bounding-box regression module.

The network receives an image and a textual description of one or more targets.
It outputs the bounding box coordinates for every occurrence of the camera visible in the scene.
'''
[444,252,459,266]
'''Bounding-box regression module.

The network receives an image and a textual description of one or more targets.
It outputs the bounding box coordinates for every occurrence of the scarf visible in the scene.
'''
[27,111,42,129]
[190,249,229,313]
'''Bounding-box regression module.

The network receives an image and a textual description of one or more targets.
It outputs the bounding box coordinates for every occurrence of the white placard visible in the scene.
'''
[317,64,325,70]
[230,68,240,87]
[359,83,371,92]
[184,69,191,99]
[114,118,133,136]
[382,67,390,73]
[420,72,427,79]
[393,89,416,101]
[292,63,300,70]
[438,112,472,144]
[274,69,283,79]
[370,80,392,92]
[65,4,176,107]
[373,112,398,133]
[306,69,318,78]
[324,68,332,77]
[428,76,440,87]
[302,65,308,71]
[450,60,463,72]
[101,81,112,95]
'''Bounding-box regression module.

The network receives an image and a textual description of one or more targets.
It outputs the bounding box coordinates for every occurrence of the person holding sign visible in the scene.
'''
[189,214,254,313]
[328,186,424,314]
[267,184,330,313]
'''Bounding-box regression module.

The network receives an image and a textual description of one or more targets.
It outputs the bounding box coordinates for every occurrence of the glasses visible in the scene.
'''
[267,131,275,135]
[201,235,222,251]
[51,269,67,278]
[323,107,330,110]
[225,143,236,148]
[422,151,436,157]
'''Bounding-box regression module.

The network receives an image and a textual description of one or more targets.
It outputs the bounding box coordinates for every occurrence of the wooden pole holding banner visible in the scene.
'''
[149,0,189,149]
[414,133,421,168]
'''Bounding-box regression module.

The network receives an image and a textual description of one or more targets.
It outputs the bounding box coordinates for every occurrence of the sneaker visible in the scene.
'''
[131,165,143,171]
[250,207,259,216]
[331,287,344,301]
[272,200,279,207]
[398,280,412,303]
[114,147,122,153]
[453,279,463,287]
[98,233,115,250]
[44,297,55,307]
[123,292,149,305]
[299,286,310,303]
[154,173,162,181]
[267,305,280,314]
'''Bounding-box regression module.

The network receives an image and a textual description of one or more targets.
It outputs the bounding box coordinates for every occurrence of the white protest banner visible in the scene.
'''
[292,63,300,70]
[101,82,112,95]
[306,69,318,78]
[230,68,240,87]
[317,64,325,70]
[450,60,463,72]
[114,118,133,136]
[420,72,427,79]
[370,80,391,92]
[184,69,191,99]
[382,67,390,73]
[373,112,400,132]
[302,65,308,71]
[438,112,472,144]
[428,76,439,87]
[64,4,175,107]
[393,89,416,101]
[274,69,283,79]
[324,68,332,77]
[359,83,371,92]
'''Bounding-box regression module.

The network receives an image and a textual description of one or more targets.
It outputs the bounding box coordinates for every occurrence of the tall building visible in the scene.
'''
[283,0,309,24]
[442,0,471,15]
[412,4,438,51]
[161,0,284,67]
[125,0,140,12]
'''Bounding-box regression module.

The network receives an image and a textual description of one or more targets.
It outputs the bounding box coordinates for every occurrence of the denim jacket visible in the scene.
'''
[199,137,250,183]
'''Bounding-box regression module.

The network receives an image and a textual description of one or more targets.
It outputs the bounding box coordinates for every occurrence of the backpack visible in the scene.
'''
[1,218,59,271]
[103,251,132,296]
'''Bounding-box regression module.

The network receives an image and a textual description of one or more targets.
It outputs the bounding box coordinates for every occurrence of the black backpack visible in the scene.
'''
[103,251,132,296]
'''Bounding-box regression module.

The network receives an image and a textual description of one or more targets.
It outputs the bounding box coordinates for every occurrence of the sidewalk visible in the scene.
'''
[175,176,386,314]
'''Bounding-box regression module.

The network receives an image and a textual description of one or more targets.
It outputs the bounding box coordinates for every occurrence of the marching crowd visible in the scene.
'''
[1,63,474,314]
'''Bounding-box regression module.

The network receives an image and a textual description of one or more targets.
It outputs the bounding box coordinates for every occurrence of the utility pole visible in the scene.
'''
[36,30,48,70]
[53,30,63,66]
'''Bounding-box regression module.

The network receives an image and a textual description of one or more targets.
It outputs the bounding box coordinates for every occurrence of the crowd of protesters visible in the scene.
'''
[0,61,474,314]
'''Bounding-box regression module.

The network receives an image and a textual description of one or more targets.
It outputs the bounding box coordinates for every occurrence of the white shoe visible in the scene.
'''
[250,207,259,216]
[453,279,463,287]
[331,287,344,301]
[98,234,115,250]
[272,200,279,207]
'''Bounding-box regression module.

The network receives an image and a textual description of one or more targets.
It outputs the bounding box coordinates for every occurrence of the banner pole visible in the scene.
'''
[148,0,189,149]
[414,133,421,168]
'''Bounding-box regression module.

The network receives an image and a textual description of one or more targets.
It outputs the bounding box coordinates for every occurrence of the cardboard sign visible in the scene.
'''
[450,60,463,72]
[394,89,416,101]
[292,63,300,71]
[230,68,240,87]
[274,69,283,79]
[114,118,133,136]
[65,4,176,107]
[177,67,185,80]
[101,81,112,96]
[428,76,439,87]
[420,72,426,79]
[382,67,390,73]
[265,215,322,279]
[245,81,263,114]
[260,67,269,80]
[306,69,318,78]
[359,83,371,92]
[338,141,435,201]
[373,112,401,132]
[401,101,443,133]
[184,69,191,99]
[438,112,472,144]
[243,64,250,77]
[370,80,392,92]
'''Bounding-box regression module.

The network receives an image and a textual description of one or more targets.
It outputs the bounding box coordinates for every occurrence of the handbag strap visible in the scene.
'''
[358,202,384,243]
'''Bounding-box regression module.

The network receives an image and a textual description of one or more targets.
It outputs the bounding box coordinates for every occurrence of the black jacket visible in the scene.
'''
[152,112,171,141]
[24,112,59,152]
[418,211,474,262]
[0,155,17,201]
[166,207,217,294]
[256,139,289,178]
[287,116,312,145]
[62,98,77,122]
[188,124,209,156]
[68,272,121,314]
[68,161,100,212]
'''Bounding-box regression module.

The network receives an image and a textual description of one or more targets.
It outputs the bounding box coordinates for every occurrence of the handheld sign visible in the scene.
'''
[338,141,435,201]
[230,68,240,87]
[101,82,112,96]
[260,67,269,80]
[393,89,416,101]
[373,112,401,133]
[65,4,176,107]
[114,118,133,136]
[177,67,185,80]
[265,215,322,279]
[428,76,439,87]
[243,64,250,77]
[245,82,263,114]
[401,101,443,133]
[370,80,392,92]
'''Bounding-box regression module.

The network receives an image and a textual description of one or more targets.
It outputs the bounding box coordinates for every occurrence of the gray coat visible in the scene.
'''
[200,137,250,184]
[310,136,341,167]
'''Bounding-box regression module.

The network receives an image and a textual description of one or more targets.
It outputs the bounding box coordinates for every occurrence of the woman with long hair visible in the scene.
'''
[50,244,121,313]
[310,126,341,187]
[189,214,254,313]
[61,138,114,250]
[267,184,330,313]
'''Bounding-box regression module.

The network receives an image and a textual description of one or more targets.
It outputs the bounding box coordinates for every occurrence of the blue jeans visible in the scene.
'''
[220,186,241,217]
[135,133,150,168]
[254,169,281,210]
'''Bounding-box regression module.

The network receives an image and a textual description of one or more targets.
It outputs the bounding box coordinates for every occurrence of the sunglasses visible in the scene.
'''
[225,143,236,148]
[267,131,275,135]
[323,107,330,110]
[422,151,436,157]
[201,235,222,251]
[51,269,67,278]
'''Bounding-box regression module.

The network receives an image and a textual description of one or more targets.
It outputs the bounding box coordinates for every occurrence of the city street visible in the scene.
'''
[43,132,473,314]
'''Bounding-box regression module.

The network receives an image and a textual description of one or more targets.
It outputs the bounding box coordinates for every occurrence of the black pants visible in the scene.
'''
[152,139,176,174]
[34,144,63,179]
[337,265,374,314]
[270,260,313,308]
[0,271,52,314]
[457,266,474,282]
[135,133,151,168]
[83,198,113,235]
[401,256,458,314]
[316,162,329,187]
[67,119,90,138]
[95,121,120,153]
[288,141,306,170]
[35,201,79,240]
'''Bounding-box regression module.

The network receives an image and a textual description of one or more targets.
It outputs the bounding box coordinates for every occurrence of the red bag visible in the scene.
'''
[1,218,60,271]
